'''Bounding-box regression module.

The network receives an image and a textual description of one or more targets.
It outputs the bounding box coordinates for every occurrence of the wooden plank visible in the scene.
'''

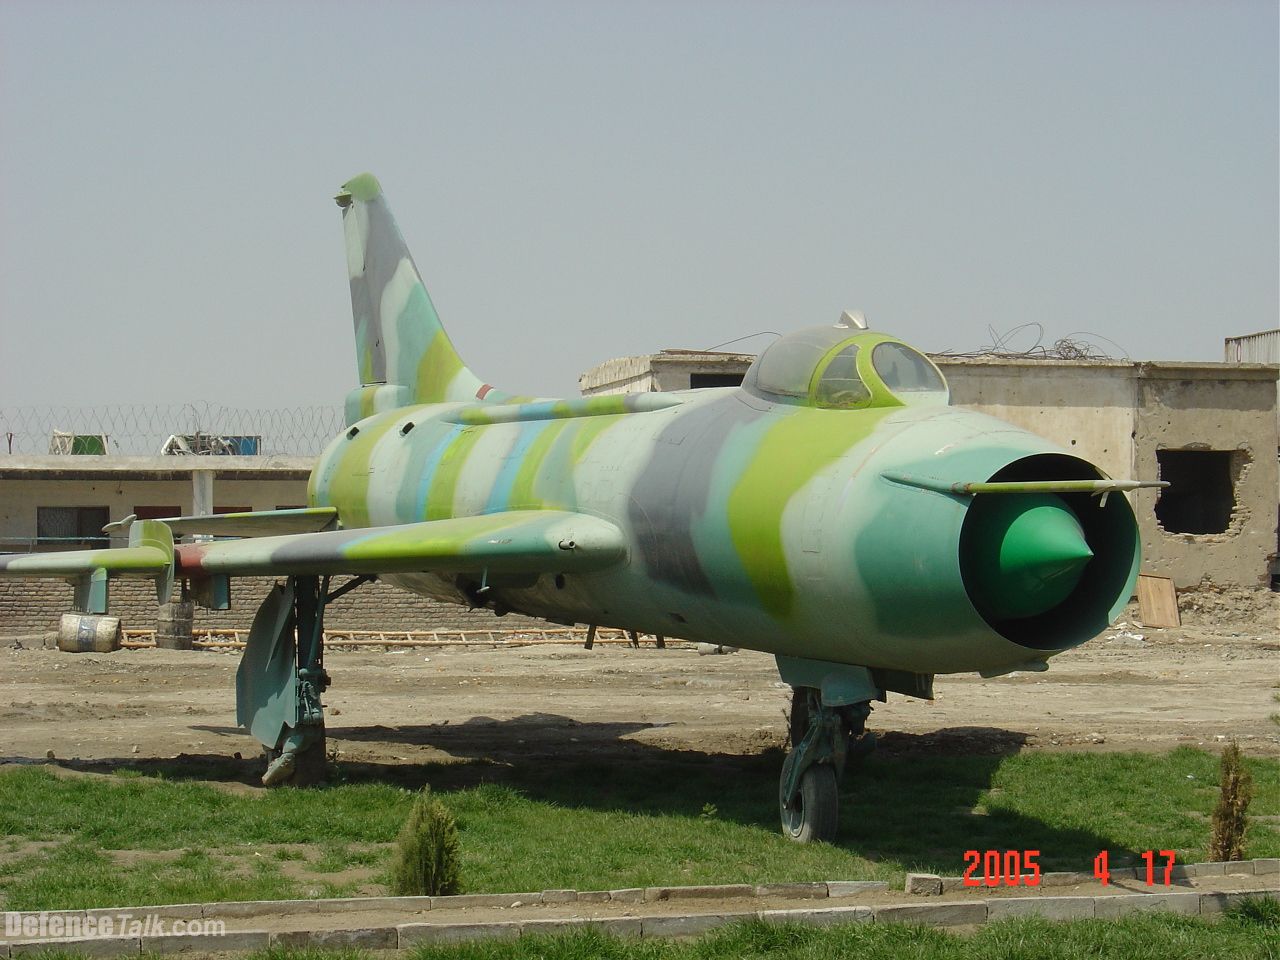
[1137,574,1180,627]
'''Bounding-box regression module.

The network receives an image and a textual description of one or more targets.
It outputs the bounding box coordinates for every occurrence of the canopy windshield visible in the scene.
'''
[745,326,949,409]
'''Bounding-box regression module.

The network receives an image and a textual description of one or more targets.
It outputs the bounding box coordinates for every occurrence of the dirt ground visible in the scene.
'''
[2,592,1277,772]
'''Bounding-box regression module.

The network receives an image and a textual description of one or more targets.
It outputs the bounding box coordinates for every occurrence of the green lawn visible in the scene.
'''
[0,746,1275,911]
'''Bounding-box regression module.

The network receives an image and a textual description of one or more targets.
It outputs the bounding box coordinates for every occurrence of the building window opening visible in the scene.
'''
[133,506,181,520]
[1154,449,1237,535]
[690,372,745,389]
[36,506,110,549]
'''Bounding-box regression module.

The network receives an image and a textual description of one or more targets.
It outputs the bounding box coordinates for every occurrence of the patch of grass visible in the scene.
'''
[343,845,385,867]
[1228,895,1280,928]
[0,747,1276,910]
[314,911,1280,959]
[980,747,1279,867]
[0,842,288,911]
[307,843,356,875]
[252,949,370,960]
[294,842,382,871]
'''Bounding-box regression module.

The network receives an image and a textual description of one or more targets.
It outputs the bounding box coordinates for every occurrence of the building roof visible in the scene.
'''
[0,455,314,481]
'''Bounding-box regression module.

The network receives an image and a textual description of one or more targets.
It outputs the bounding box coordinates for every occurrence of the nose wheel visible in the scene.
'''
[779,763,838,842]
[779,687,874,843]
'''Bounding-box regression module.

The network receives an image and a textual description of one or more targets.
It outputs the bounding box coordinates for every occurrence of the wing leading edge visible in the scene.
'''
[0,511,625,614]
[174,510,625,577]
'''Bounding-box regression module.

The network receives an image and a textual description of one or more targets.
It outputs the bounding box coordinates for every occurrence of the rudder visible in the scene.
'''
[336,173,509,423]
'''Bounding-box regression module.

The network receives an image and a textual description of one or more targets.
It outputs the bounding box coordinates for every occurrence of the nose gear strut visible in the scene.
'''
[779,687,875,843]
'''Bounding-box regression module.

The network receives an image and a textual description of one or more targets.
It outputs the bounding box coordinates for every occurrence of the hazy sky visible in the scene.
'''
[2,0,1276,408]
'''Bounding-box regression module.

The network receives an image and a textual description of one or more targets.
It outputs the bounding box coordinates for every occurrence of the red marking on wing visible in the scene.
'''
[174,543,211,575]
[476,384,493,399]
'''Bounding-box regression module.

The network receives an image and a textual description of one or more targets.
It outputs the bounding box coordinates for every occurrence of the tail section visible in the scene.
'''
[336,174,510,423]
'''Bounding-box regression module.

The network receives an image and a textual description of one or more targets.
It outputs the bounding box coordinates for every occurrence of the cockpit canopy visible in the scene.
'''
[742,323,949,409]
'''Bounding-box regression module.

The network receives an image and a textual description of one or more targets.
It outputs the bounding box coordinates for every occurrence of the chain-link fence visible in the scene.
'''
[0,403,344,457]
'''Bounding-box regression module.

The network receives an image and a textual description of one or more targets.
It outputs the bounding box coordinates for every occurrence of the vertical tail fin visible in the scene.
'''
[336,174,509,423]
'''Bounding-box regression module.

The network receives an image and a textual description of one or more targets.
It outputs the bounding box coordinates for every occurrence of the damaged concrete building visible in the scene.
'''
[581,348,1280,591]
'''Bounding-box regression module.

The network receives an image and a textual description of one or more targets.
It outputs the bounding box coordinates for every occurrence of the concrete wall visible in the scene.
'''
[580,352,755,395]
[0,475,310,548]
[579,356,658,395]
[938,359,1137,483]
[1133,365,1279,588]
[652,356,754,392]
[0,576,545,637]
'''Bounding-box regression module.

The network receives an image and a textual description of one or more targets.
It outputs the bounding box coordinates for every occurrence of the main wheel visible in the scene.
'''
[262,732,328,787]
[779,763,839,843]
[292,731,329,786]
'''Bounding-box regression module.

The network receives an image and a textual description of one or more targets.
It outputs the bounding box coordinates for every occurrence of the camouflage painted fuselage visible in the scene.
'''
[289,173,1142,680]
[308,381,1113,676]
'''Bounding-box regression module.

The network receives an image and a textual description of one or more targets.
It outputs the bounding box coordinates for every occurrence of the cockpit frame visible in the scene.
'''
[743,326,949,410]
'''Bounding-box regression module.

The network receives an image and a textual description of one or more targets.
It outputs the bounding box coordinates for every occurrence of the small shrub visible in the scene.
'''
[390,789,461,897]
[1208,740,1252,862]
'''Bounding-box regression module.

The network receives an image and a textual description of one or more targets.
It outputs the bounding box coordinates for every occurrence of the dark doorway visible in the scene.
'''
[134,505,181,520]
[690,372,745,389]
[1154,449,1236,534]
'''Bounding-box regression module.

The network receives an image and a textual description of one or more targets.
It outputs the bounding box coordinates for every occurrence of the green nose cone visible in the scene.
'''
[965,494,1094,621]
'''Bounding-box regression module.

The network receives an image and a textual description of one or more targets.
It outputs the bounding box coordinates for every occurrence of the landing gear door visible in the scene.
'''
[235,581,298,751]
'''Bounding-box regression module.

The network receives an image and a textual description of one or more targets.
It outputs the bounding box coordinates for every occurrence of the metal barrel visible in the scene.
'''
[57,613,121,653]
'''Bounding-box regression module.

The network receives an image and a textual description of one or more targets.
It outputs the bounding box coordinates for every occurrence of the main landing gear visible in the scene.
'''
[779,686,876,843]
[236,574,373,786]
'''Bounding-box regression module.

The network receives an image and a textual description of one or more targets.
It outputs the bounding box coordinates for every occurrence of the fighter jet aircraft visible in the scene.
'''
[0,174,1162,841]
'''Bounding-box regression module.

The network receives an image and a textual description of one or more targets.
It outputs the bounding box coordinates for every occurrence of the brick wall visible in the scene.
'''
[0,577,547,636]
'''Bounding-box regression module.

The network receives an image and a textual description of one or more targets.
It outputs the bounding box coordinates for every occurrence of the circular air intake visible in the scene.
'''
[959,454,1141,652]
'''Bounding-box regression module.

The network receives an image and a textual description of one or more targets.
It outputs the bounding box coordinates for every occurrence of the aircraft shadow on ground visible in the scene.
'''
[41,712,1133,875]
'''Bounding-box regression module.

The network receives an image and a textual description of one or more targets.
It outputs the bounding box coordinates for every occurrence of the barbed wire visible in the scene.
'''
[0,403,345,457]
[932,323,1129,362]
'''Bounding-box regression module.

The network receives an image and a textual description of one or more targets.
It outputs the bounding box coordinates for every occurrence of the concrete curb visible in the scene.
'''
[2,862,1275,955]
[5,889,1278,954]
[4,879,893,927]
[8,937,142,958]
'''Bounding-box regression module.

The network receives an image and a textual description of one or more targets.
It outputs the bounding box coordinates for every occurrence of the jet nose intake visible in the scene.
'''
[963,494,1094,622]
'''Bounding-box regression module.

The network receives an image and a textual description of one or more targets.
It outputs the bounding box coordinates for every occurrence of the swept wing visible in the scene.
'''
[0,511,625,613]
[173,510,624,577]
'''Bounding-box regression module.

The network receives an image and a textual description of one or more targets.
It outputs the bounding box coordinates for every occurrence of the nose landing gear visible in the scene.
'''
[779,686,875,843]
